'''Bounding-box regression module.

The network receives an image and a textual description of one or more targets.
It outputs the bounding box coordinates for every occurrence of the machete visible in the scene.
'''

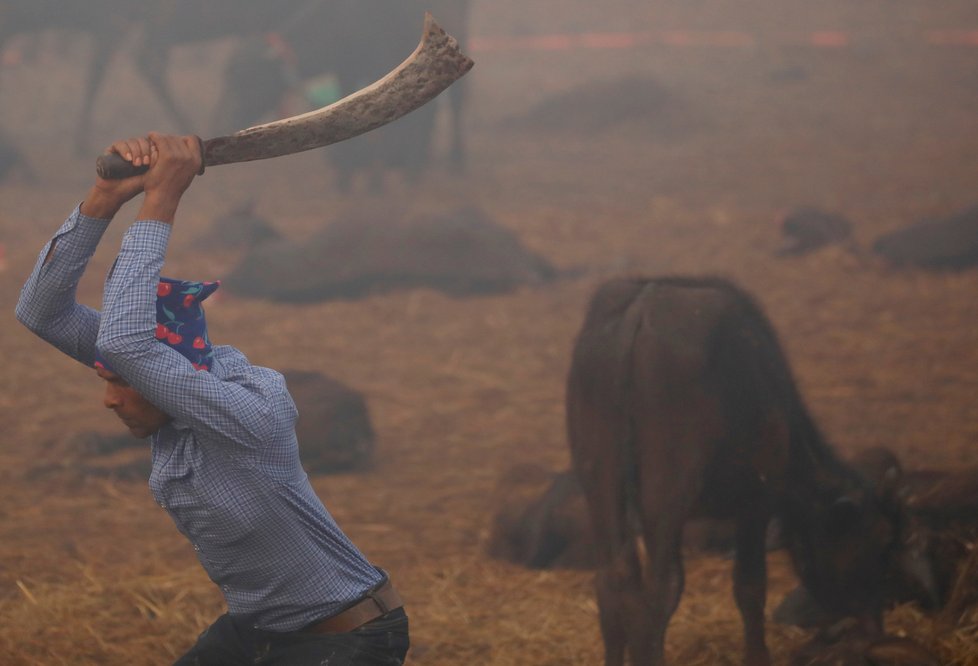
[96,13,473,179]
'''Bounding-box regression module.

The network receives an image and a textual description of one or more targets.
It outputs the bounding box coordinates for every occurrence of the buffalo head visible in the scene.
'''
[785,467,909,632]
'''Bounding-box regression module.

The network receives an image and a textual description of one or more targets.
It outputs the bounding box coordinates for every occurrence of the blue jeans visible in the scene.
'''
[173,608,409,665]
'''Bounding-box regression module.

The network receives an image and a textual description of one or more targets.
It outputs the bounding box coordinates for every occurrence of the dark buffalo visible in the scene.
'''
[487,466,595,570]
[3,1,469,177]
[215,0,471,191]
[30,370,375,479]
[776,206,853,256]
[196,199,281,251]
[872,205,978,270]
[226,206,557,303]
[566,276,908,666]
[776,448,978,628]
[487,466,783,571]
[0,1,321,154]
[284,370,375,474]
[789,633,939,666]
[0,0,137,153]
[0,126,32,181]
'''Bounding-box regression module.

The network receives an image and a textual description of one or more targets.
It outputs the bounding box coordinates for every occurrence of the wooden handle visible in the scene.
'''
[95,153,149,180]
[95,137,205,179]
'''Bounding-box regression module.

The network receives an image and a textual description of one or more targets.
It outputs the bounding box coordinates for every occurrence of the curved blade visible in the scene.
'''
[203,13,473,167]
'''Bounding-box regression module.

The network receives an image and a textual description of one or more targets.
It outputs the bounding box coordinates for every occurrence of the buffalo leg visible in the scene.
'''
[595,565,627,666]
[597,531,681,666]
[734,510,772,666]
[134,47,193,133]
[630,390,707,665]
[637,520,684,666]
[569,387,632,666]
[578,457,631,666]
[74,38,115,156]
[447,82,466,169]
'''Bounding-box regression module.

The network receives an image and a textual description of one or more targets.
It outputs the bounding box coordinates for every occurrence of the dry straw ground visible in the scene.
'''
[1,1,977,664]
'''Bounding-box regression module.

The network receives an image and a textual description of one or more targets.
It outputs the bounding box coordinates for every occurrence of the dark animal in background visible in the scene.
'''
[843,448,940,611]
[0,0,138,154]
[789,633,939,666]
[0,128,34,182]
[0,1,328,154]
[872,205,978,270]
[284,370,374,474]
[31,371,374,479]
[217,0,471,192]
[487,466,595,570]
[487,466,783,571]
[226,206,557,303]
[502,74,692,138]
[196,199,281,251]
[566,276,910,666]
[905,464,978,531]
[24,430,149,481]
[776,206,854,256]
[776,447,978,630]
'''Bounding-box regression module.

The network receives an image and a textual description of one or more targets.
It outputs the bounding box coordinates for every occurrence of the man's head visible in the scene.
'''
[94,277,220,436]
[97,365,171,438]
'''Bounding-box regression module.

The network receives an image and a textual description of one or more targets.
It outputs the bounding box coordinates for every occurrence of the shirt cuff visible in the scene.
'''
[75,202,114,226]
[121,219,173,257]
[43,204,112,262]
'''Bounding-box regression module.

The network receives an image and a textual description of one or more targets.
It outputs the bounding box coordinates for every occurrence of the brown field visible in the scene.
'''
[1,1,977,664]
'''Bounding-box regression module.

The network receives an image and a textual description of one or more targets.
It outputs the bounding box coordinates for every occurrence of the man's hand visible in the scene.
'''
[80,136,156,219]
[137,132,203,225]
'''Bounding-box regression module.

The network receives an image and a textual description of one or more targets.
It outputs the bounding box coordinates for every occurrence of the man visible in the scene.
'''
[15,133,409,665]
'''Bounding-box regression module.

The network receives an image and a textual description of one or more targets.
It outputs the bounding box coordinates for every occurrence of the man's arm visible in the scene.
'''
[15,139,150,366]
[15,206,111,366]
[95,135,284,448]
[95,134,201,365]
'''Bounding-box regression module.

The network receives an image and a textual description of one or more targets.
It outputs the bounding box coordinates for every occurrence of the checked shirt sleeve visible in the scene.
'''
[97,221,278,450]
[15,205,111,367]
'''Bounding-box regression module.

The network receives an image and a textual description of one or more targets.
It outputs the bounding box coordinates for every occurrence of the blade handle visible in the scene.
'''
[95,137,206,179]
[95,153,148,180]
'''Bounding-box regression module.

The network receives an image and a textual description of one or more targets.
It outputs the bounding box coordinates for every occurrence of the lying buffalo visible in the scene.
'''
[487,465,594,570]
[226,206,558,302]
[789,633,939,666]
[776,206,854,256]
[196,200,281,252]
[872,205,978,270]
[487,465,783,570]
[34,370,373,479]
[284,370,375,474]
[566,276,913,666]
[0,128,33,183]
[502,74,693,138]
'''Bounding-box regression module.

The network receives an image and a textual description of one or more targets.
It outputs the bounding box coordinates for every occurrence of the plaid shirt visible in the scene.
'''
[16,206,383,630]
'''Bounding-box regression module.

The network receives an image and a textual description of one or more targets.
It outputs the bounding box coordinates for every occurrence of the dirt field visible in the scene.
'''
[1,1,977,664]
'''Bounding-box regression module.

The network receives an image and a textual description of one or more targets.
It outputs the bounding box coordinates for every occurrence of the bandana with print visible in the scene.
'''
[95,278,220,373]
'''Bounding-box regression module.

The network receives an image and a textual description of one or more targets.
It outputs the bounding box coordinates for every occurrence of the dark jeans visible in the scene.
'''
[173,607,409,666]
